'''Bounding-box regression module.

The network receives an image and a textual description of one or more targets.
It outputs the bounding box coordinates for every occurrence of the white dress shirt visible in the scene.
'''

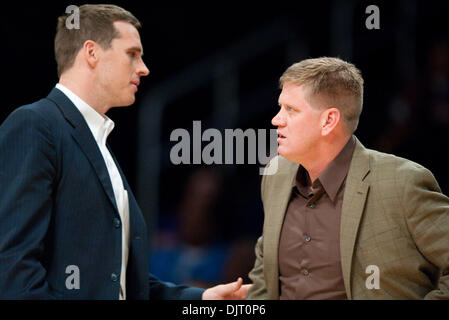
[56,83,130,300]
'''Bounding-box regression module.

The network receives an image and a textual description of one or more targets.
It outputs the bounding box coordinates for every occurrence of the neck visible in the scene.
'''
[59,74,110,115]
[302,135,351,183]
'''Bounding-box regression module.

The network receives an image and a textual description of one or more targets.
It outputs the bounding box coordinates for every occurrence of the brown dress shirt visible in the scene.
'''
[278,136,356,300]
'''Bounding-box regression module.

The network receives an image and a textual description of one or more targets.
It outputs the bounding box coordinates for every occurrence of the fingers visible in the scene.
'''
[241,284,251,291]
[234,284,251,300]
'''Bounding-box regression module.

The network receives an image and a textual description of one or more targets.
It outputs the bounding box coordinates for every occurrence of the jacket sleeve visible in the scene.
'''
[148,273,204,300]
[246,171,269,300]
[401,164,449,299]
[0,107,59,299]
[246,235,267,299]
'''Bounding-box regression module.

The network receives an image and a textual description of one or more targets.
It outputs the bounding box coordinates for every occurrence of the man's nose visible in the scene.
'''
[272,110,285,127]
[138,60,150,77]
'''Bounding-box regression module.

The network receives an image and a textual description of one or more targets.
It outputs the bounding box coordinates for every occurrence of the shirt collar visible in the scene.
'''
[55,83,114,146]
[293,136,356,202]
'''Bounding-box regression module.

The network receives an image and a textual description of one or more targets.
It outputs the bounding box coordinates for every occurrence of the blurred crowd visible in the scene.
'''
[375,39,449,193]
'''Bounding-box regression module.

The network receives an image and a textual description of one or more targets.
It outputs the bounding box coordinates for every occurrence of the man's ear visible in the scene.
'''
[320,107,341,136]
[82,40,100,68]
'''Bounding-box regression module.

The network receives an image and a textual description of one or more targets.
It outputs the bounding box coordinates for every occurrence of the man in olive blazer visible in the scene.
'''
[246,57,449,300]
[247,139,449,299]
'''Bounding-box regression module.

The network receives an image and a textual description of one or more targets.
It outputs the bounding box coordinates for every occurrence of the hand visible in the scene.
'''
[202,277,251,300]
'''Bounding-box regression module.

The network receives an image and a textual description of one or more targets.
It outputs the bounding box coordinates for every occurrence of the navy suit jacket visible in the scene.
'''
[0,88,203,299]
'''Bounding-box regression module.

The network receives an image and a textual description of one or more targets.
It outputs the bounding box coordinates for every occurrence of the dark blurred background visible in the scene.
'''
[1,0,448,288]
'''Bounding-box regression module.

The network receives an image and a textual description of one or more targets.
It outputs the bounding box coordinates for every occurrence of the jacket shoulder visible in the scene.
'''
[2,97,64,129]
[367,148,430,175]
[363,148,438,193]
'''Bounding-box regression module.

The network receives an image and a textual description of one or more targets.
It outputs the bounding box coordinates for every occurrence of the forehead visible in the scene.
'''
[279,83,308,103]
[112,21,142,48]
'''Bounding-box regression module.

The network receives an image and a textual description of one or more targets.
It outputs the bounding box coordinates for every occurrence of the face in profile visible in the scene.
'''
[96,21,150,107]
[272,83,323,163]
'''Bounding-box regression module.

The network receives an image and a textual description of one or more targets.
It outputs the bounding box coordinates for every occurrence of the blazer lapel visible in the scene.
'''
[46,88,119,215]
[340,138,371,299]
[263,158,298,299]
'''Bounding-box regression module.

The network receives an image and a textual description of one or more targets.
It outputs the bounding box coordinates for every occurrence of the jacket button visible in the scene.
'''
[113,218,121,228]
[111,273,119,282]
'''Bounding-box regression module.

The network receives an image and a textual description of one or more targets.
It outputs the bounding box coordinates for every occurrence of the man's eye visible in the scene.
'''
[128,52,136,58]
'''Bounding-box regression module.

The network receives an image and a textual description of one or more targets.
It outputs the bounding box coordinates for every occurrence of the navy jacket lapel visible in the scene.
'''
[46,88,119,216]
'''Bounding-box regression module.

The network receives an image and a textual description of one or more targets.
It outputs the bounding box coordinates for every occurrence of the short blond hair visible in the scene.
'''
[280,57,364,133]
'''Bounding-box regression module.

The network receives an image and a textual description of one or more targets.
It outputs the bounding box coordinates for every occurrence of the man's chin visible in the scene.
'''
[125,95,136,106]
[277,147,287,158]
[278,149,300,164]
[115,96,136,107]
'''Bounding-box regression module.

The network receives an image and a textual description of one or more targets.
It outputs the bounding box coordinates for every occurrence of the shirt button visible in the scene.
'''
[113,218,121,229]
[111,273,119,282]
[303,269,309,276]
[305,236,311,242]
[309,203,316,209]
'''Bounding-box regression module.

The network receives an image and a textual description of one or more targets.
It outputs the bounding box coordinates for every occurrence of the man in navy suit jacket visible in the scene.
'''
[0,4,249,300]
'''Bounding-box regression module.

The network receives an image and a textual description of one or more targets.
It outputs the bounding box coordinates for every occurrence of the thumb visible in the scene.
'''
[232,277,243,291]
[221,277,242,294]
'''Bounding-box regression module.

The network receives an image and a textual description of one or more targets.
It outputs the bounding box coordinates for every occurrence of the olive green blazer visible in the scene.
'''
[247,138,449,299]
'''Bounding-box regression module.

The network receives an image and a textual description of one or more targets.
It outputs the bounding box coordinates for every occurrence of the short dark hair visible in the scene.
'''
[54,4,141,77]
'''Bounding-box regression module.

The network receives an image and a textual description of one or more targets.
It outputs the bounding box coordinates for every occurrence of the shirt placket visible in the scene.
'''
[301,185,325,279]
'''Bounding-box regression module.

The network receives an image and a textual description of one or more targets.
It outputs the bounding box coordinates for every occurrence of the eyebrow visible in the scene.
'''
[279,102,299,110]
[127,46,144,56]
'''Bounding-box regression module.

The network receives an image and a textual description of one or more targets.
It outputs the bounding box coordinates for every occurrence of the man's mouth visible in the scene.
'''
[277,132,286,144]
[131,80,140,90]
[277,131,286,139]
